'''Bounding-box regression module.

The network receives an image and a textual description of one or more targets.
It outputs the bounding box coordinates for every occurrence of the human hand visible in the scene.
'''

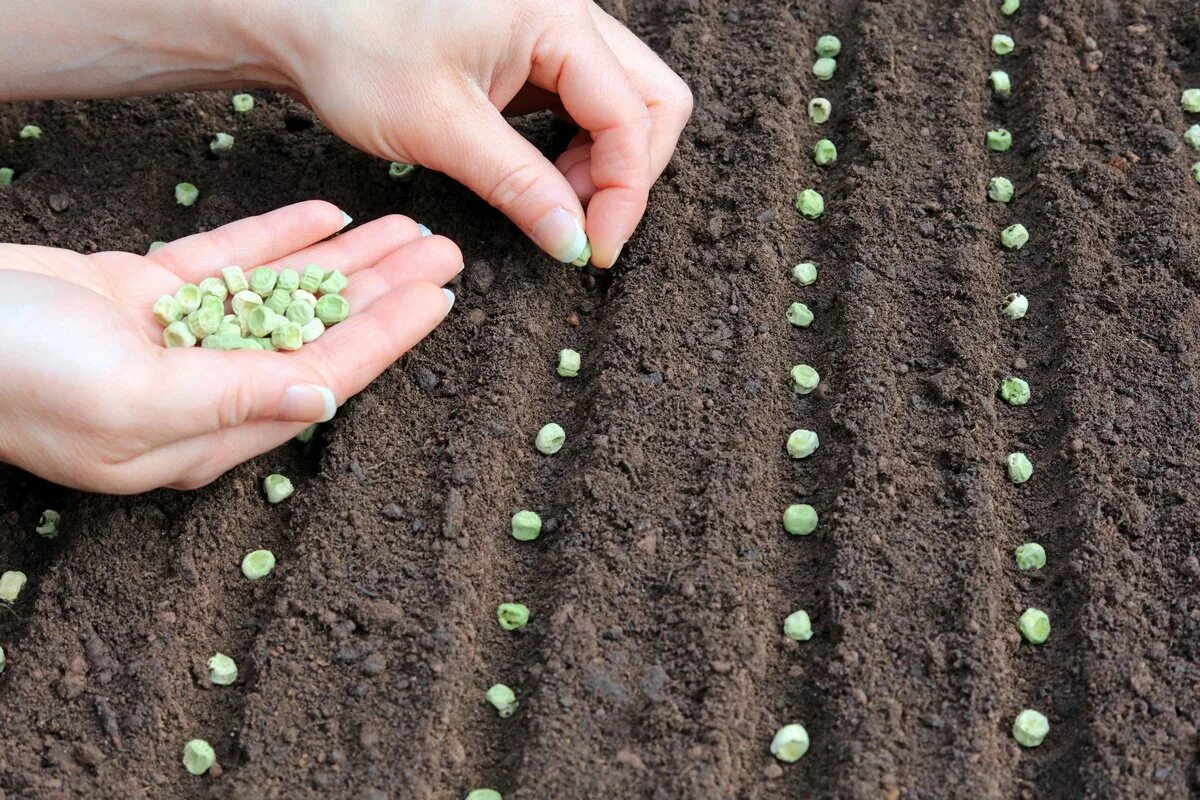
[0,201,461,493]
[268,0,693,268]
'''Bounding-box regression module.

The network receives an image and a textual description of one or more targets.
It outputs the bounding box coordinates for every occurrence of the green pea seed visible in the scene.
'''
[241,549,276,580]
[784,609,813,641]
[291,288,318,309]
[246,306,280,337]
[787,302,814,328]
[163,321,197,348]
[535,422,566,455]
[808,97,832,124]
[511,510,542,542]
[153,295,184,326]
[987,176,1014,203]
[276,268,300,293]
[790,364,820,395]
[1185,125,1200,151]
[175,182,199,207]
[1192,162,1200,186]
[485,683,518,718]
[316,293,350,325]
[813,138,837,166]
[197,277,229,303]
[572,240,593,268]
[0,571,27,603]
[300,317,326,343]
[815,34,841,57]
[299,265,326,293]
[1007,452,1033,484]
[812,57,837,81]
[0,167,13,186]
[0,645,6,673]
[35,509,60,538]
[389,162,416,181]
[1018,607,1050,644]
[249,267,278,297]
[174,284,201,314]
[232,93,255,113]
[1000,0,1019,15]
[991,33,1015,55]
[182,739,216,775]
[296,424,318,443]
[989,70,1011,97]
[221,266,249,294]
[783,503,818,535]
[207,653,238,686]
[319,269,348,295]
[999,376,1030,406]
[1001,292,1028,320]
[987,129,1013,152]
[557,348,581,377]
[795,188,824,219]
[792,262,818,285]
[1012,709,1049,747]
[1015,542,1046,570]
[771,723,809,763]
[787,429,820,459]
[209,132,234,155]
[1183,89,1200,114]
[265,288,292,315]
[1000,223,1029,250]
[497,603,530,631]
[285,301,315,325]
[186,308,221,339]
[18,125,41,141]
[263,473,294,504]
[466,790,502,800]
[231,289,263,317]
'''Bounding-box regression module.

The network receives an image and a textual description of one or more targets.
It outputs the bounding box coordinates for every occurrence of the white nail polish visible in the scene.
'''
[442,288,456,309]
[532,208,588,263]
[417,223,432,237]
[314,385,337,422]
[340,211,353,229]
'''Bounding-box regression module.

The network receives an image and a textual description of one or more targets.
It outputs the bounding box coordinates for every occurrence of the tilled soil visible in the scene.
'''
[2,0,1200,797]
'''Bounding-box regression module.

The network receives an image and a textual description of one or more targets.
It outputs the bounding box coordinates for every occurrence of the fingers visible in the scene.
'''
[341,235,463,310]
[257,214,426,277]
[149,201,351,283]
[525,12,652,268]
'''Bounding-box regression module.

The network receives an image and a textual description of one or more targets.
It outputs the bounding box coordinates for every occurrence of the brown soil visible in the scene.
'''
[3,0,1200,797]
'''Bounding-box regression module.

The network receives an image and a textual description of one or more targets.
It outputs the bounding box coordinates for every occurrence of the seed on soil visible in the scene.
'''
[784,609,813,641]
[1192,163,1200,186]
[207,653,238,685]
[1182,89,1200,113]
[36,509,61,538]
[787,429,820,459]
[813,138,837,166]
[389,162,416,181]
[999,376,1030,406]
[1000,0,1020,15]
[1018,607,1051,644]
[535,422,566,455]
[989,70,1011,97]
[232,93,255,113]
[182,739,217,775]
[986,129,1013,152]
[1001,293,1028,320]
[497,603,531,631]
[783,503,819,535]
[795,189,824,219]
[485,683,518,718]
[770,724,810,763]
[792,262,818,285]
[991,34,1015,55]
[0,645,6,674]
[316,293,350,325]
[209,132,234,155]
[1185,125,1200,151]
[815,34,841,57]
[1000,223,1029,249]
[1012,709,1049,747]
[1015,542,1046,570]
[790,364,820,395]
[812,57,837,81]
[556,348,581,378]
[987,176,1014,203]
[153,295,184,326]
[808,97,832,124]
[18,125,41,141]
[174,182,199,207]
[1007,452,1033,484]
[0,167,13,187]
[787,302,814,328]
[466,790,502,800]
[241,549,276,580]
[0,571,27,603]
[511,510,542,542]
[263,474,294,504]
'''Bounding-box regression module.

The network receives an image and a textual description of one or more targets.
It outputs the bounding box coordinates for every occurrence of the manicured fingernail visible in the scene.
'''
[279,384,337,423]
[442,288,456,309]
[610,240,626,266]
[340,211,353,229]
[531,208,587,263]
[417,223,432,237]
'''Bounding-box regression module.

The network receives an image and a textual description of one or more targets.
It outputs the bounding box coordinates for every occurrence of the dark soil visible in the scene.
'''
[3,0,1200,797]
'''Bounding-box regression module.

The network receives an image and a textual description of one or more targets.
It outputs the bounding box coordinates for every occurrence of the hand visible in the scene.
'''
[270,0,693,268]
[0,201,461,493]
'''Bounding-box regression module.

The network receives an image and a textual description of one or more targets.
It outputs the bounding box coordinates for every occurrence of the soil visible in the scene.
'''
[2,0,1200,797]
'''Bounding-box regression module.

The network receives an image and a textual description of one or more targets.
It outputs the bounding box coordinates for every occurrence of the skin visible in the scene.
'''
[0,0,692,492]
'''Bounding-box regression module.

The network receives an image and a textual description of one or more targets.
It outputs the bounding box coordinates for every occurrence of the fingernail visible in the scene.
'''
[610,240,626,266]
[417,223,432,237]
[340,211,353,229]
[442,288,456,309]
[531,208,587,264]
[279,384,337,423]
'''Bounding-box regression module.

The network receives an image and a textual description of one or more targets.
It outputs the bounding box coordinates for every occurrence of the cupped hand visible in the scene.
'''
[0,201,461,493]
[273,0,692,268]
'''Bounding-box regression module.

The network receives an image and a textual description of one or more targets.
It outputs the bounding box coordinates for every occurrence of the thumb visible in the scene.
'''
[424,99,590,265]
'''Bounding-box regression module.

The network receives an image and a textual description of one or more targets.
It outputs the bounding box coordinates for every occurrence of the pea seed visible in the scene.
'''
[812,57,837,81]
[770,724,810,763]
[153,295,184,326]
[241,549,276,580]
[0,571,27,603]
[296,424,318,443]
[1192,162,1200,186]
[232,93,255,113]
[265,288,292,315]
[198,277,229,303]
[300,265,326,293]
[163,321,197,348]
[987,176,1014,203]
[784,609,813,641]
[0,645,6,673]
[248,267,277,298]
[999,376,1030,406]
[209,132,234,155]
[511,510,542,542]
[0,167,13,187]
[987,129,1013,152]
[1185,124,1200,151]
[291,288,318,309]
[808,97,832,124]
[207,653,238,686]
[186,308,221,339]
[485,683,518,718]
[1000,0,1019,15]
[795,189,824,219]
[147,241,167,253]
[231,289,263,318]
[534,422,566,455]
[787,302,814,327]
[319,270,348,295]
[300,317,326,343]
[18,125,41,140]
[991,34,1015,55]
[1012,709,1049,747]
[1000,223,1029,250]
[792,262,818,286]
[389,162,416,181]
[315,293,350,325]
[1183,89,1200,114]
[466,791,502,800]
[989,70,1011,97]
[556,348,581,378]
[815,35,841,57]
[175,182,199,207]
[1007,452,1033,484]
[36,509,61,538]
[263,474,294,504]
[813,138,837,166]
[787,429,820,459]
[1001,292,1028,320]
[790,364,820,395]
[783,503,818,536]
[1018,607,1050,644]
[175,283,202,314]
[182,739,216,775]
[1015,542,1046,570]
[221,266,249,294]
[572,241,592,268]
[497,603,530,631]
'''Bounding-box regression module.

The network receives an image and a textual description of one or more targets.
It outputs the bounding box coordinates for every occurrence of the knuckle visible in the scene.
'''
[484,161,546,216]
[219,380,260,429]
